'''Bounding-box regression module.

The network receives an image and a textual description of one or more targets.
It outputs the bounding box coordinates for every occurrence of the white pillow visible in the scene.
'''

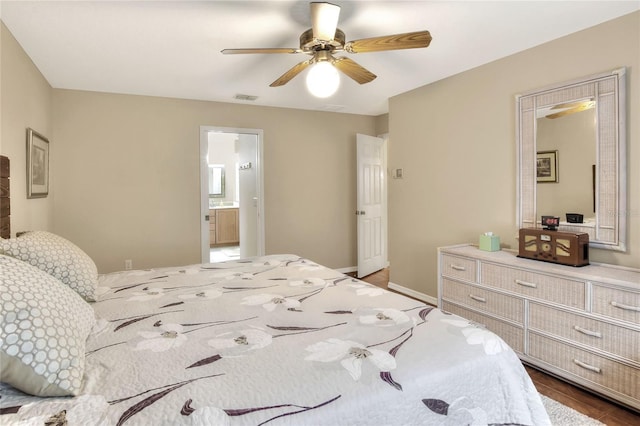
[0,254,96,396]
[0,231,97,301]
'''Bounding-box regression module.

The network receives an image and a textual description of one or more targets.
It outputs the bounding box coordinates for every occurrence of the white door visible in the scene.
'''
[237,134,258,258]
[356,133,387,278]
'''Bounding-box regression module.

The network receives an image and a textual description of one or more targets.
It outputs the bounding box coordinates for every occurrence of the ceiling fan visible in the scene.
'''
[221,2,432,96]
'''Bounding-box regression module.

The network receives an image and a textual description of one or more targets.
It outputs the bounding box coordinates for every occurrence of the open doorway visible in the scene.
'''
[199,126,264,263]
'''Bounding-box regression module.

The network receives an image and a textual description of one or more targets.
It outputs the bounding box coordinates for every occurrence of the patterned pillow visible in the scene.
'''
[0,254,96,396]
[0,231,97,301]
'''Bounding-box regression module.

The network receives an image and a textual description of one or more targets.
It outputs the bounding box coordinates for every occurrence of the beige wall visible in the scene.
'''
[0,22,53,234]
[375,113,389,136]
[388,11,640,297]
[52,90,376,272]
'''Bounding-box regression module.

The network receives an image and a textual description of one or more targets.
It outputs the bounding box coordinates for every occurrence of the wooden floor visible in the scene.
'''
[356,268,640,426]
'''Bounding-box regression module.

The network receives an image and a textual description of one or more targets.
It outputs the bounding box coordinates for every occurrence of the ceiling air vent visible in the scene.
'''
[234,94,258,101]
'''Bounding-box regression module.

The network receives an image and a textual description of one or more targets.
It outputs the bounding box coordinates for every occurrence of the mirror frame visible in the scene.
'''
[516,67,627,251]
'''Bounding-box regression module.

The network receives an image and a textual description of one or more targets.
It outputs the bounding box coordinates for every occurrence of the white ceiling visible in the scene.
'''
[1,1,638,116]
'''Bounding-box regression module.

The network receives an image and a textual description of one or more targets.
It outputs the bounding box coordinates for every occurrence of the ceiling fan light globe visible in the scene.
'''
[306,62,340,98]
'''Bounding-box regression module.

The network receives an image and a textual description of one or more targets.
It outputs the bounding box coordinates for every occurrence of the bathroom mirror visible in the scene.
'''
[516,68,627,251]
[208,165,225,198]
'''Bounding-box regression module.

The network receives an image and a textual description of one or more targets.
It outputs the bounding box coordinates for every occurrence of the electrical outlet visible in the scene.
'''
[394,168,404,179]
[125,259,132,270]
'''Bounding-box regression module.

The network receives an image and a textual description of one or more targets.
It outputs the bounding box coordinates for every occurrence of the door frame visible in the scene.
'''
[199,126,265,262]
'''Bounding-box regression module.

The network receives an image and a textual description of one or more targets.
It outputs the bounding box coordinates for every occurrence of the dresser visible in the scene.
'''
[438,244,640,411]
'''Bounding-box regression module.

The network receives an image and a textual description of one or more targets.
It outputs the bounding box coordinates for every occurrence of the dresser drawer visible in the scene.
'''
[529,302,640,363]
[441,278,523,324]
[528,332,640,405]
[481,263,586,309]
[441,254,476,282]
[442,302,524,353]
[592,285,640,325]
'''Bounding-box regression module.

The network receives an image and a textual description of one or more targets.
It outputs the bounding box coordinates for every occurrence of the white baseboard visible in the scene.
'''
[388,281,438,306]
[336,266,357,274]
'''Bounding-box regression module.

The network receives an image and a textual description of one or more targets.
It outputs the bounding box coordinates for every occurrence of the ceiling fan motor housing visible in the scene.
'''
[300,28,346,52]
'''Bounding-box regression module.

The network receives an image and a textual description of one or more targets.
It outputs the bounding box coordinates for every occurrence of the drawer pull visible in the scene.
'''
[610,301,640,312]
[515,279,537,289]
[469,294,486,303]
[573,325,602,338]
[573,359,602,374]
[451,264,467,271]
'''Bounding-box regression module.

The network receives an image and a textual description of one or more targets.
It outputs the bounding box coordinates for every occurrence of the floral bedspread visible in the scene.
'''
[1,254,550,425]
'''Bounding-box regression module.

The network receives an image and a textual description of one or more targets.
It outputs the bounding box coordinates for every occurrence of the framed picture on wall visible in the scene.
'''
[27,128,50,198]
[536,150,558,183]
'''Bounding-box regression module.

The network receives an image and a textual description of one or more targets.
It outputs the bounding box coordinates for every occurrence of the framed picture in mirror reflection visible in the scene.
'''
[536,150,558,183]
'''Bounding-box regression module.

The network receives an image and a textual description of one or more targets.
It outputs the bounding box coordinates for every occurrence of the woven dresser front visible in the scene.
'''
[529,302,640,363]
[441,278,524,324]
[528,333,640,404]
[437,244,640,412]
[481,263,586,309]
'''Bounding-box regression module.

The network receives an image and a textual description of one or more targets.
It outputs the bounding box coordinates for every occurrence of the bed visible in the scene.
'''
[0,156,550,425]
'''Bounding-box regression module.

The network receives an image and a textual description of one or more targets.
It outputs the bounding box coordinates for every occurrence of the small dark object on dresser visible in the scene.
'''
[566,213,584,223]
[541,215,560,231]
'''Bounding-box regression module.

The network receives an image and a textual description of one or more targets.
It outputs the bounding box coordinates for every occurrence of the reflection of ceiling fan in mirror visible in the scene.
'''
[544,100,595,119]
[221,2,432,97]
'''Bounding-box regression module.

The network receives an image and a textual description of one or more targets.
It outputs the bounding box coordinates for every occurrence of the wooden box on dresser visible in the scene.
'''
[438,244,640,411]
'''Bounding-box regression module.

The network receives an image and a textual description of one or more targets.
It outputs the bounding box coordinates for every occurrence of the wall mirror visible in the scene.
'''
[208,165,225,198]
[516,67,627,251]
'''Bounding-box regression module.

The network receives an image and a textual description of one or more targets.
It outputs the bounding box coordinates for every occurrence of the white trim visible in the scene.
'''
[199,128,210,263]
[388,281,438,306]
[335,266,358,274]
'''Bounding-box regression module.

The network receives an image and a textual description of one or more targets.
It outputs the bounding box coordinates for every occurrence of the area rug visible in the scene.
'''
[541,394,605,425]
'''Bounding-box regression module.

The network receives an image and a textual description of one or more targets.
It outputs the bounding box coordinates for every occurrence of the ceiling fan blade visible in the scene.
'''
[270,60,312,87]
[546,102,595,119]
[221,48,301,54]
[311,2,340,41]
[551,100,594,110]
[344,30,432,53]
[332,57,376,84]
